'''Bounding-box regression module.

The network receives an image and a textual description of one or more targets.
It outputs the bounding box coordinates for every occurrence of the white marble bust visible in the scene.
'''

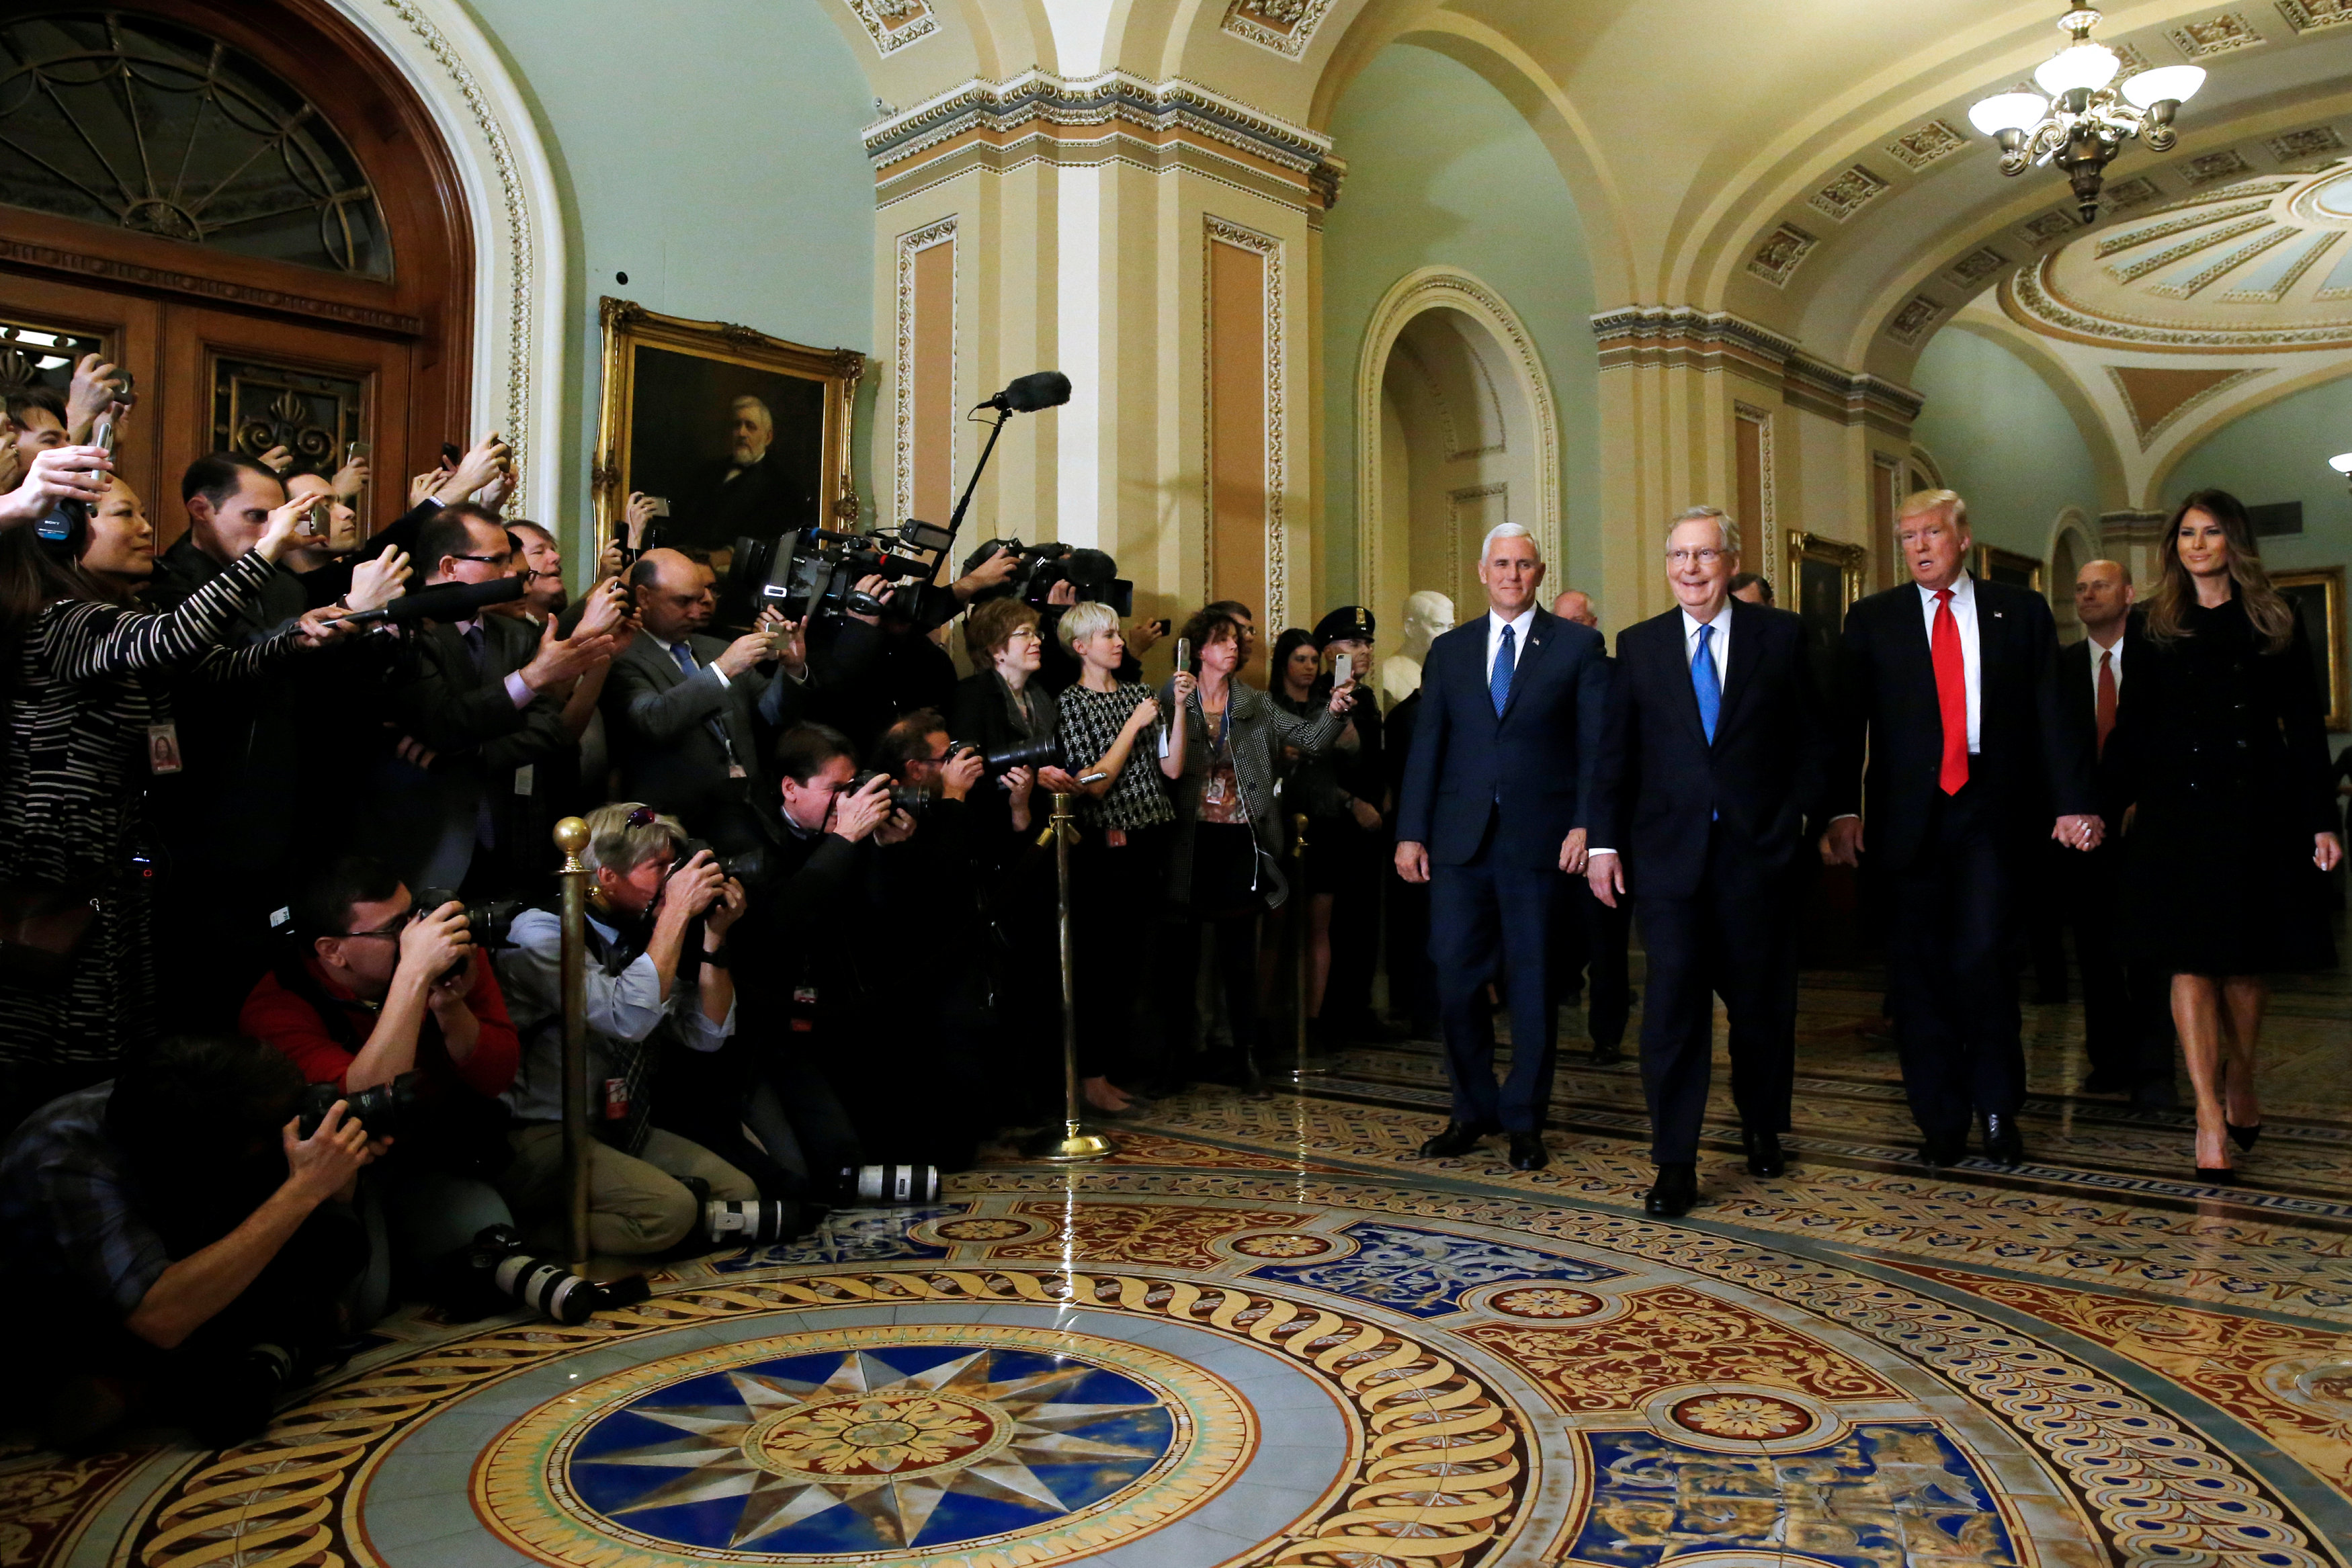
[1380,589,1455,707]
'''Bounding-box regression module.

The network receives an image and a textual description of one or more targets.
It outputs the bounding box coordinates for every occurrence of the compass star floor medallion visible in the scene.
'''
[475,1323,1257,1565]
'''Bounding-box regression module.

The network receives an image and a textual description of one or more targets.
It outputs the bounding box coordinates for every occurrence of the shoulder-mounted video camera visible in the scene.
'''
[978,539,1134,617]
[728,517,958,626]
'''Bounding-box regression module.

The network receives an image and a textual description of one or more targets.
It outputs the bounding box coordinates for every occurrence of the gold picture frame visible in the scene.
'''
[2273,566,2348,734]
[1785,530,1867,619]
[1971,543,2044,592]
[592,296,864,550]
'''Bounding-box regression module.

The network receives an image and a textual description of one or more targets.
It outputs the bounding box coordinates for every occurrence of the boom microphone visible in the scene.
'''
[986,372,1071,413]
[343,575,526,625]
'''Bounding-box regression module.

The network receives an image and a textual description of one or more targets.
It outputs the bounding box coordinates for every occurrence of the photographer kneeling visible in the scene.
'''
[0,1036,384,1448]
[494,803,761,1255]
[241,857,519,1321]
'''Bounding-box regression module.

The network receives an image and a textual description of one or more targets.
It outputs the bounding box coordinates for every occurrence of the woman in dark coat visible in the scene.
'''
[2104,488,2342,1180]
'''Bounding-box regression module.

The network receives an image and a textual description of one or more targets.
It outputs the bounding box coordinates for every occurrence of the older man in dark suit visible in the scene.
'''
[1588,507,1828,1216]
[1396,523,1610,1170]
[2058,557,2173,1107]
[1821,490,2101,1167]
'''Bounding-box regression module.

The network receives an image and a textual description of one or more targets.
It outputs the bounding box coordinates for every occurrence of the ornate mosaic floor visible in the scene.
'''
[7,947,2351,1568]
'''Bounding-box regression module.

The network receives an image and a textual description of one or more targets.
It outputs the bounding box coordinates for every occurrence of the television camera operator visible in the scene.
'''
[493,801,762,1256]
[0,1035,386,1449]
[241,857,521,1321]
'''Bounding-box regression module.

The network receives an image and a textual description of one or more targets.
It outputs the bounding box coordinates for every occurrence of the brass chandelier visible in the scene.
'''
[1968,1,2206,224]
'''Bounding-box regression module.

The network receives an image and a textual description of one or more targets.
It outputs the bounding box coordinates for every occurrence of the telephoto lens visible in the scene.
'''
[702,1199,800,1246]
[468,1225,605,1325]
[834,1164,941,1205]
[296,1070,421,1139]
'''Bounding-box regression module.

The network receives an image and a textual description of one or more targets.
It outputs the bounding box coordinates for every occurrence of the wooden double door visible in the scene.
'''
[3,270,419,549]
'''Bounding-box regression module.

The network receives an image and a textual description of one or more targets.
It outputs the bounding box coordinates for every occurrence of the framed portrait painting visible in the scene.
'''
[1786,530,1867,699]
[2272,566,2348,734]
[1970,543,2043,593]
[593,297,864,554]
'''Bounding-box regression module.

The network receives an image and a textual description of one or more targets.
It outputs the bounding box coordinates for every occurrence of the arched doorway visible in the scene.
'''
[1357,268,1560,656]
[0,1,472,543]
[2049,508,2099,643]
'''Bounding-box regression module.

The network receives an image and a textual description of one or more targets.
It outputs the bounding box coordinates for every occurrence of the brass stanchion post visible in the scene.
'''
[1023,791,1116,1162]
[553,817,593,1268]
[1282,812,1327,1085]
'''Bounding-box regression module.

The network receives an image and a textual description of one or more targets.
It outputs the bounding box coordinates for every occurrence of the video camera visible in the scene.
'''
[729,517,959,626]
[297,1070,421,1139]
[970,539,1134,617]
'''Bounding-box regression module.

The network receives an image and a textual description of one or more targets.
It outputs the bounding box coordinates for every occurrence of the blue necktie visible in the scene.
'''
[1490,623,1515,716]
[669,640,696,679]
[1692,622,1720,744]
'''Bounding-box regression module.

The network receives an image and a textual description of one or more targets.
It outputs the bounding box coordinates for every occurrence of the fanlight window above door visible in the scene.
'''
[0,10,389,277]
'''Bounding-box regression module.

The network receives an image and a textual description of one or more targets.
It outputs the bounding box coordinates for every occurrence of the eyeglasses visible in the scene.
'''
[341,913,410,941]
[1004,627,1042,644]
[447,552,511,568]
[1665,548,1725,566]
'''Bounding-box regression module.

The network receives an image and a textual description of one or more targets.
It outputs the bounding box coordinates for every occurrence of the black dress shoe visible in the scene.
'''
[1918,1131,1968,1167]
[1982,1113,2025,1168]
[1589,1043,1624,1068]
[1742,1127,1786,1178]
[1419,1121,1492,1159]
[1507,1131,1550,1171]
[1644,1163,1697,1217]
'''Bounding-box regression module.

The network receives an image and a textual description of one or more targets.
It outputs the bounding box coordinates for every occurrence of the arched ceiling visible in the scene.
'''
[819,0,2352,486]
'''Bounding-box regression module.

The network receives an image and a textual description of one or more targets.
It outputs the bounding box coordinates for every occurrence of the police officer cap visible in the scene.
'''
[1312,605,1376,647]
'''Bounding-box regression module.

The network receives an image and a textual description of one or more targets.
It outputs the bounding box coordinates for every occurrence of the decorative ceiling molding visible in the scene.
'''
[1807,165,1890,224]
[1888,296,1946,347]
[2268,125,2346,161]
[2275,0,2352,33]
[2167,12,2267,57]
[839,0,935,55]
[2013,209,2083,247]
[1745,224,1818,288]
[2218,228,2341,298]
[2146,225,2302,297]
[2006,255,2352,350]
[2107,216,2273,282]
[1221,0,1337,60]
[2104,175,2165,210]
[863,72,1343,220]
[1941,247,2010,290]
[1593,305,1924,434]
[2105,363,2271,445]
[2096,198,2275,257]
[2183,148,2256,184]
[1883,120,1967,171]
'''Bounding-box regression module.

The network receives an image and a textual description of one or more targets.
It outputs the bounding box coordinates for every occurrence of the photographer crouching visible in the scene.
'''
[240,857,520,1323]
[493,803,765,1256]
[0,1036,384,1448]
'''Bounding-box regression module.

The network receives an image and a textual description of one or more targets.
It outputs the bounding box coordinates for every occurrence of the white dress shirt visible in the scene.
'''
[1485,606,1538,681]
[2087,632,2124,703]
[1917,572,1982,755]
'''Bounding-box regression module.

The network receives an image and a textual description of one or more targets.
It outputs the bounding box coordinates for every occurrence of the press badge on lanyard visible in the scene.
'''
[603,1078,630,1121]
[146,722,183,775]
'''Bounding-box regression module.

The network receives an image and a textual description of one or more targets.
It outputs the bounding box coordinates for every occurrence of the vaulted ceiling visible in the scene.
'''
[825,0,2352,503]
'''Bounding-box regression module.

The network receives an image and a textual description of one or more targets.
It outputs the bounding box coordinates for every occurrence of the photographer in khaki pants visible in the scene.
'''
[493,802,758,1255]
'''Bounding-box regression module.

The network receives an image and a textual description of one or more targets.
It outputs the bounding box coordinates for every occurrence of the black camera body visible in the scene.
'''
[673,836,766,885]
[296,1070,421,1139]
[979,539,1134,617]
[411,886,522,989]
[731,517,958,626]
[852,769,933,816]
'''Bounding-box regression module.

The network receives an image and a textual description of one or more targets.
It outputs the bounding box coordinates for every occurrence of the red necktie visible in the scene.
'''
[1931,589,1968,795]
[2095,649,2116,758]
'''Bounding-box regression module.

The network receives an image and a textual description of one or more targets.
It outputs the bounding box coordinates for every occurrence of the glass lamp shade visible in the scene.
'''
[2034,42,2121,95]
[2122,65,2206,107]
[2328,451,2352,476]
[1970,92,2051,135]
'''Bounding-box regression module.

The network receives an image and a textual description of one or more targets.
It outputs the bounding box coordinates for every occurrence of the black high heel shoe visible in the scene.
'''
[2226,1121,2262,1152]
[2195,1165,2237,1184]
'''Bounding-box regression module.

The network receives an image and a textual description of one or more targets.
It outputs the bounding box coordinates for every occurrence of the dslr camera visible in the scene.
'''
[412,885,523,988]
[976,541,1134,617]
[297,1070,421,1139]
[853,769,933,816]
[674,836,766,885]
[729,517,958,625]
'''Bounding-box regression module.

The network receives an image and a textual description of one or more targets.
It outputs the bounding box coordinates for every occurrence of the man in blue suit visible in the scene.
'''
[1396,523,1610,1170]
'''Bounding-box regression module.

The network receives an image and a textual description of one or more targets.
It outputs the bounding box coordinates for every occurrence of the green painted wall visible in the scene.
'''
[1907,327,2099,560]
[460,0,877,576]
[2164,374,2352,578]
[1320,43,1601,605]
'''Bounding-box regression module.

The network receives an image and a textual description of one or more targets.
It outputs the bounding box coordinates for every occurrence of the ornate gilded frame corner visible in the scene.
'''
[2274,565,2349,734]
[593,296,866,537]
[1972,543,2044,593]
[1784,529,1867,615]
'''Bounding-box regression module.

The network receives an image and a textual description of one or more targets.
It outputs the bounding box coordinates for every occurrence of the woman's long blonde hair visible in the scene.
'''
[2142,488,2295,654]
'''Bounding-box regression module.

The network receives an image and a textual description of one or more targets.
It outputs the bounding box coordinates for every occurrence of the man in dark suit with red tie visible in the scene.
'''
[1587,507,1828,1215]
[1396,523,1611,1171]
[2058,558,2173,1107]
[1821,491,2101,1168]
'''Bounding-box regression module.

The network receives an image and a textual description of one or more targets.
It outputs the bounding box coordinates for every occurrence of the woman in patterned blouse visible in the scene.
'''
[0,474,391,1131]
[1158,608,1355,1086]
[1052,601,1169,1114]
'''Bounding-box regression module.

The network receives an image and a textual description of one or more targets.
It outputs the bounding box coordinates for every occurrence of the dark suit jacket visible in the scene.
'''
[1826,575,2093,870]
[1589,599,1828,900]
[603,631,808,847]
[407,615,578,865]
[2058,625,2140,822]
[1396,607,1609,871]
